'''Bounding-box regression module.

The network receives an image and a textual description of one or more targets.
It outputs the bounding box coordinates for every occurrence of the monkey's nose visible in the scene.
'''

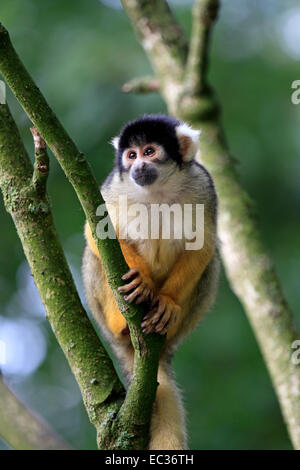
[131,164,158,186]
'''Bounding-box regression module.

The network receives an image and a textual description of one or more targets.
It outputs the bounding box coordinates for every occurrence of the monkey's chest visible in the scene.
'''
[111,195,199,284]
[137,238,184,285]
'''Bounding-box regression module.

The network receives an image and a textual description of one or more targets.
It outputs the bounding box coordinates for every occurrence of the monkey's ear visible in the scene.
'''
[176,123,201,161]
[110,136,120,150]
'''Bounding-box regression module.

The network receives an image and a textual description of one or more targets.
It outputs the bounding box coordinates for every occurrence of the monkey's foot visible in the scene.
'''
[118,268,154,304]
[141,294,181,335]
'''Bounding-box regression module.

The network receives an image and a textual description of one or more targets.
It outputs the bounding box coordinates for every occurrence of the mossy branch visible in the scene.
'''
[30,127,49,195]
[0,23,164,449]
[0,103,126,447]
[122,0,300,449]
[0,375,70,450]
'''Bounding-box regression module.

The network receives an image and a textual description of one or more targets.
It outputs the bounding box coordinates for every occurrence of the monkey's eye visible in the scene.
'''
[144,147,155,156]
[128,151,137,159]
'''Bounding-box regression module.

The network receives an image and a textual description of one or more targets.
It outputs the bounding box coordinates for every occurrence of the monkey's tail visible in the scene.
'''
[148,362,187,450]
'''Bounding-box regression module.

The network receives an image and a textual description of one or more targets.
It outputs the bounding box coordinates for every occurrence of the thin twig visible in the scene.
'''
[122,76,159,94]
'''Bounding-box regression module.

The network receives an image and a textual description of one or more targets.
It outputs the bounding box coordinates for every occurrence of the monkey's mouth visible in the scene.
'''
[132,167,158,186]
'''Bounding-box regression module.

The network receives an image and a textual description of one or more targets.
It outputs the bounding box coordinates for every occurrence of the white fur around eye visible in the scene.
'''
[111,136,120,150]
[175,123,201,161]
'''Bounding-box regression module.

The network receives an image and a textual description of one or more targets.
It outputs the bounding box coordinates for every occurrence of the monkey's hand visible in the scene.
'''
[118,268,154,304]
[141,294,181,335]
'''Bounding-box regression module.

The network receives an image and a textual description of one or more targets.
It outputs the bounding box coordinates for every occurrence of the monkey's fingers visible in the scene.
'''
[160,322,171,335]
[155,307,172,333]
[141,317,150,326]
[135,286,151,304]
[160,306,181,334]
[141,301,164,330]
[150,296,159,309]
[123,284,146,303]
[141,314,156,334]
[150,299,167,325]
[122,268,138,281]
[141,323,156,334]
[141,295,168,332]
[142,305,172,334]
[118,276,141,293]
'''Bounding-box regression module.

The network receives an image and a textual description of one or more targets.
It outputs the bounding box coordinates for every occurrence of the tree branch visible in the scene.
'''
[185,0,219,96]
[30,127,49,195]
[122,0,300,449]
[0,102,126,447]
[121,0,188,113]
[122,76,159,94]
[0,375,70,449]
[0,24,164,449]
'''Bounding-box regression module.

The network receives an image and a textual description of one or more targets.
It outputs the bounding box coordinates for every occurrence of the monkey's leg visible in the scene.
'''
[148,359,187,450]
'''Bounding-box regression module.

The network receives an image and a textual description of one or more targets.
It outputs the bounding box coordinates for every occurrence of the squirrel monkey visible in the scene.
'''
[82,114,219,450]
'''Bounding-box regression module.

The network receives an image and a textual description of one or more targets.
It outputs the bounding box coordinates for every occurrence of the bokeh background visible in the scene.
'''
[0,0,299,450]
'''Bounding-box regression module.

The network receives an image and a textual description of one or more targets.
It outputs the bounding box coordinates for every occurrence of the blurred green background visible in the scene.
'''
[0,0,299,450]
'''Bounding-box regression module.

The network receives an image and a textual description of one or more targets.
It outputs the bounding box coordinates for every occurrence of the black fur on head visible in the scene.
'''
[115,114,182,174]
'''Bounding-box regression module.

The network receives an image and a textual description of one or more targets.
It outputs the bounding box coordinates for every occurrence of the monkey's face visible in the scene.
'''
[112,115,201,191]
[121,142,171,187]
